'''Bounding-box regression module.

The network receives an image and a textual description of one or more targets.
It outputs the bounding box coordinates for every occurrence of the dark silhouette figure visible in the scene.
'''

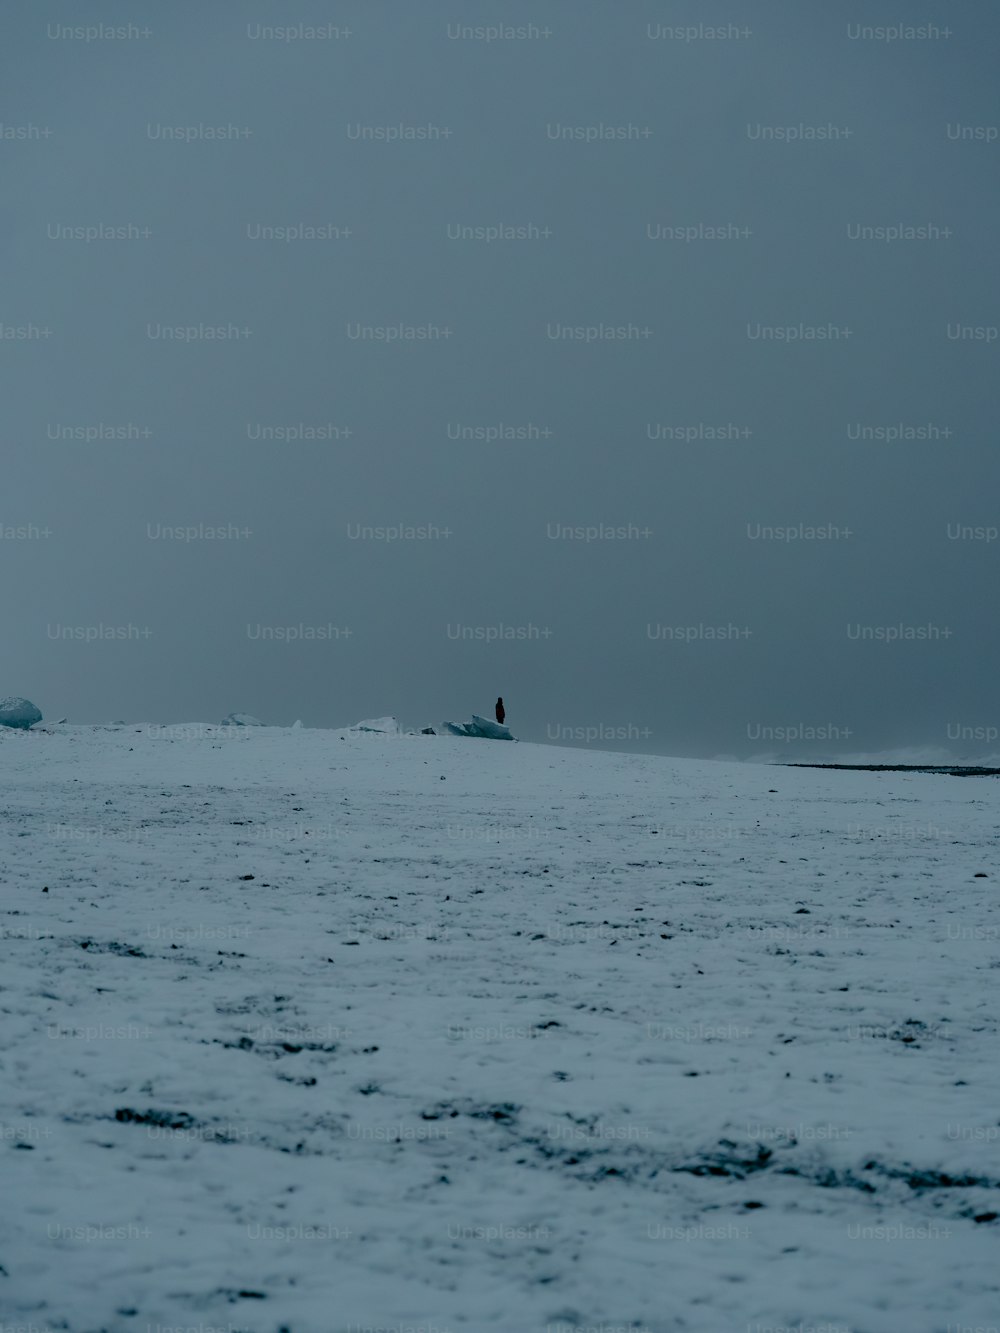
[495,697,505,726]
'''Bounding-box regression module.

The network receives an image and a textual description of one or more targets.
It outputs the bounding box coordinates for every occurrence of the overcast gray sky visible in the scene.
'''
[3,0,998,759]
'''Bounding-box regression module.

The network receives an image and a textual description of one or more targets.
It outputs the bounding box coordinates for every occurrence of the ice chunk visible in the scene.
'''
[442,715,514,740]
[349,716,402,735]
[0,697,43,729]
[221,712,265,727]
[469,714,513,740]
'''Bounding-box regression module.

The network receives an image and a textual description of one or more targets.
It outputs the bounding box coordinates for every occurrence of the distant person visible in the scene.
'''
[495,697,505,726]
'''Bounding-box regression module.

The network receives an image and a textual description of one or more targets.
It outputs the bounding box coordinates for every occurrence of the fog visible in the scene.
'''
[5,0,998,758]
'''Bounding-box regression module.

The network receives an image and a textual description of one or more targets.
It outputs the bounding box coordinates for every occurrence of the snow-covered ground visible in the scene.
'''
[1,723,998,1333]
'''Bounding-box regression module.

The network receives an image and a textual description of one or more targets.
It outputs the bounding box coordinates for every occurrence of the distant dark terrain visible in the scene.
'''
[785,764,1000,777]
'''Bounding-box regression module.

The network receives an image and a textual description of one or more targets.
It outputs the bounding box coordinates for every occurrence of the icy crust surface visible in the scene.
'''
[1,723,998,1332]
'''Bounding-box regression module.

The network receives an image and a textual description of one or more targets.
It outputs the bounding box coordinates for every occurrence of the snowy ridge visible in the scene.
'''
[1,725,997,1331]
